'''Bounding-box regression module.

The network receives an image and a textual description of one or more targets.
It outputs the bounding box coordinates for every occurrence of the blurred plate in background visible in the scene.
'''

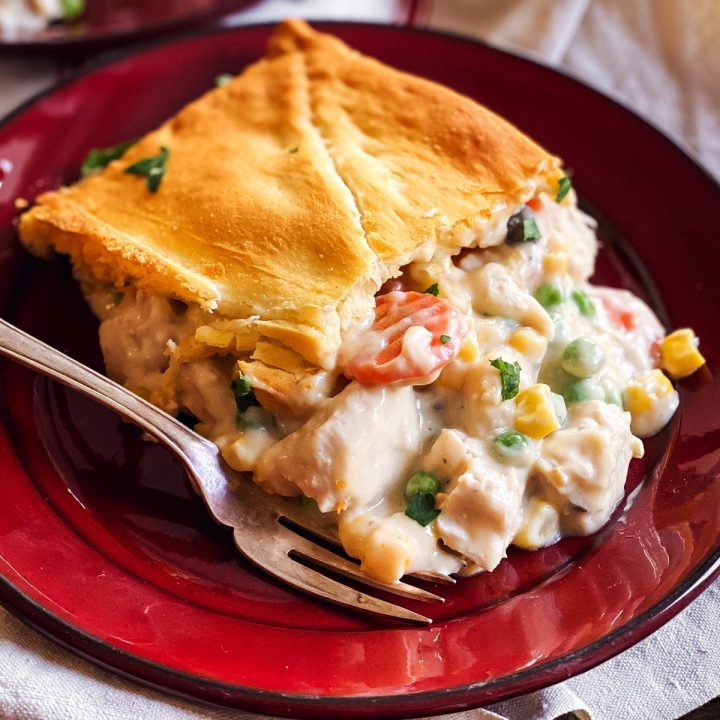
[0,0,255,51]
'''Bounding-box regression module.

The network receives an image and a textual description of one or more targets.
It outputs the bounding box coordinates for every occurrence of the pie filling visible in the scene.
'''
[86,192,699,583]
[0,0,75,38]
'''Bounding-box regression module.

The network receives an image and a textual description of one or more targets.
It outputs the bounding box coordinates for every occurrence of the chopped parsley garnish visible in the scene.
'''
[230,375,259,416]
[288,146,299,153]
[571,289,596,317]
[405,493,440,526]
[214,73,233,87]
[404,471,442,526]
[124,146,170,193]
[60,0,85,20]
[424,282,439,296]
[534,283,563,309]
[439,334,451,344]
[490,357,521,401]
[506,206,542,245]
[81,139,135,177]
[555,175,573,203]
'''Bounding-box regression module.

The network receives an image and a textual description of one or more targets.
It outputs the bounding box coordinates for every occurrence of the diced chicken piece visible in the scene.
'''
[176,358,237,431]
[423,430,526,571]
[99,292,188,396]
[586,287,665,378]
[220,423,277,473]
[445,198,596,295]
[469,263,553,337]
[174,359,284,472]
[541,197,597,283]
[533,401,644,534]
[254,382,422,511]
[238,360,336,421]
[461,349,528,437]
[338,511,463,583]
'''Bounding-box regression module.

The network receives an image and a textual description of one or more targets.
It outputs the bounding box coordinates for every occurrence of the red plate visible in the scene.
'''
[0,0,253,51]
[0,24,718,719]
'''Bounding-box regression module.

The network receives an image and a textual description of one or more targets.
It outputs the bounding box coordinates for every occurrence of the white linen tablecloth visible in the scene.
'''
[1,2,718,718]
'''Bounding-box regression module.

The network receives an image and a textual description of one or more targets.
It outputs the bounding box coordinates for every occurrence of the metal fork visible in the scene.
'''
[0,318,449,623]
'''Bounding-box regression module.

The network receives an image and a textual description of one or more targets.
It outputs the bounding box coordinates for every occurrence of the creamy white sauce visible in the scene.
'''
[0,0,62,38]
[255,383,425,512]
[99,292,188,399]
[93,193,686,584]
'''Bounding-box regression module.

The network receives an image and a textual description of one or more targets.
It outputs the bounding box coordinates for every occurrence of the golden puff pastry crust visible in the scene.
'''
[19,19,562,367]
[269,20,563,259]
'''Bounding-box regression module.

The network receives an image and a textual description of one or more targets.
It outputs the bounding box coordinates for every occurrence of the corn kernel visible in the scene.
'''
[221,441,252,472]
[360,529,412,583]
[660,328,706,379]
[407,262,441,291]
[220,430,275,472]
[543,251,569,276]
[458,333,479,362]
[338,517,410,584]
[623,384,652,414]
[623,369,674,417]
[623,369,679,438]
[509,327,547,361]
[513,498,560,550]
[514,384,561,439]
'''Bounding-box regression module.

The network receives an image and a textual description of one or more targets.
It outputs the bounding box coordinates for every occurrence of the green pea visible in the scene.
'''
[404,471,441,501]
[561,338,605,378]
[492,430,531,464]
[494,430,528,449]
[235,406,268,430]
[60,0,85,20]
[534,283,563,309]
[562,377,601,405]
[571,289,596,317]
[601,378,624,408]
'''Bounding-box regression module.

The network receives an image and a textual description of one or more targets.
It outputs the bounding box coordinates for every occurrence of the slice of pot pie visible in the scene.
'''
[19,19,704,583]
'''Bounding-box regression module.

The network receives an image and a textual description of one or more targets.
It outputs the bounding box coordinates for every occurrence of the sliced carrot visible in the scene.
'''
[342,291,469,385]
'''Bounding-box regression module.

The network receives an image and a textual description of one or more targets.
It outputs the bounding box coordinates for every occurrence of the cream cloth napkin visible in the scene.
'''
[0,1,718,718]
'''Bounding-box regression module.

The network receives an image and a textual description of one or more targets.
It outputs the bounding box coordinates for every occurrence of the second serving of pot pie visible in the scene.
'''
[19,19,706,583]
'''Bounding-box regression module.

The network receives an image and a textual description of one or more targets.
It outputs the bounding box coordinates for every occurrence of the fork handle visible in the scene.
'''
[0,317,205,460]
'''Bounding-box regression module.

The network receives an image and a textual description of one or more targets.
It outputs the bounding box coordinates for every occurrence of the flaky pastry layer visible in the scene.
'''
[19,19,562,367]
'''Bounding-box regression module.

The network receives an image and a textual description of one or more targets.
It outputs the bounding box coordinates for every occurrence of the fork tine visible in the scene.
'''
[277,504,458,585]
[412,571,457,585]
[276,504,342,546]
[287,534,444,603]
[232,528,432,624]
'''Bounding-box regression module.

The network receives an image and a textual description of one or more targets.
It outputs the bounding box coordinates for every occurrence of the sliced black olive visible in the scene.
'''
[506,206,541,245]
